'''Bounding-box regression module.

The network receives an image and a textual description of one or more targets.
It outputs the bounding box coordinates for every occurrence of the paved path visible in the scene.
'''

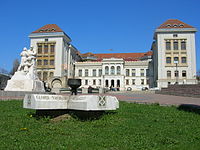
[1,91,200,106]
[106,92,200,106]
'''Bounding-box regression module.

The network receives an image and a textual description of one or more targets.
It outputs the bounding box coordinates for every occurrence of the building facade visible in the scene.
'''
[29,24,81,89]
[75,52,153,91]
[29,19,197,91]
[152,19,197,88]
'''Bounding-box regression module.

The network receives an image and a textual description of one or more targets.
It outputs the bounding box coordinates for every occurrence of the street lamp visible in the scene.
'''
[174,60,178,84]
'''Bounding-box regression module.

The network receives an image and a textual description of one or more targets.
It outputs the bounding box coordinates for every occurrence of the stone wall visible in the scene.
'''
[156,84,200,98]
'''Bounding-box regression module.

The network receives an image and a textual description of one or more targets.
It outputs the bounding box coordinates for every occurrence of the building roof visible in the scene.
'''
[157,19,194,29]
[81,51,152,61]
[32,24,64,33]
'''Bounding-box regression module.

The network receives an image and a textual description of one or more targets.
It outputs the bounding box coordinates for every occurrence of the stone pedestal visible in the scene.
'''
[5,72,45,92]
[24,94,119,111]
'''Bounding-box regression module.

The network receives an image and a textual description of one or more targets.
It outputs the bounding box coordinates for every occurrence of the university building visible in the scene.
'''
[29,19,198,91]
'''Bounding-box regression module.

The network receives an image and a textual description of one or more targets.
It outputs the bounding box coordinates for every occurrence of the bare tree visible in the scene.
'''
[10,59,20,75]
[0,67,8,74]
[197,70,200,82]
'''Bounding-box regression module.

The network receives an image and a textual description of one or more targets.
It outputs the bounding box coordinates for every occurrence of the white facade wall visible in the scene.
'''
[154,30,197,88]
[75,59,151,91]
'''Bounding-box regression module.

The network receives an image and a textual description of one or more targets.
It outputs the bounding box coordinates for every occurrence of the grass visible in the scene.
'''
[0,100,200,150]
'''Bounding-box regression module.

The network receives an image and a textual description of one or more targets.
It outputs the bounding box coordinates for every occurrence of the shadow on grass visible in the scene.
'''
[27,110,117,121]
[177,104,200,115]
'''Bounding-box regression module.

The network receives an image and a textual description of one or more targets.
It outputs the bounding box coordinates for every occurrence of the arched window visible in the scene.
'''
[111,66,115,75]
[117,66,121,75]
[43,72,48,81]
[167,70,171,78]
[175,70,179,77]
[37,72,41,80]
[182,70,187,77]
[105,80,109,87]
[105,66,109,75]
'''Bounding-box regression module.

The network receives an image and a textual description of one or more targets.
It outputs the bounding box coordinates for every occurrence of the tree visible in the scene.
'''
[0,67,8,74]
[10,59,20,75]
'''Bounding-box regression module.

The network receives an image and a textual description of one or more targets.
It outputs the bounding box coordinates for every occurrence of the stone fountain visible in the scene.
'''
[24,69,119,111]
[67,78,81,95]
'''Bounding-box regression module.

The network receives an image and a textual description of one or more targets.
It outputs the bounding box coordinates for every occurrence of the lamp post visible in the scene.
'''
[174,60,178,84]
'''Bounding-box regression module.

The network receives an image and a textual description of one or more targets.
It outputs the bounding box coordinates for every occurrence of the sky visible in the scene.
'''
[0,0,200,72]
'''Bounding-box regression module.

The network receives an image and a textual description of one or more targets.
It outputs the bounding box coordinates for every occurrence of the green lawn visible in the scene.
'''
[0,100,200,150]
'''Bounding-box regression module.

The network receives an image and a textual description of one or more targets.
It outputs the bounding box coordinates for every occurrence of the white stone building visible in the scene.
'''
[29,24,81,89]
[152,19,198,88]
[28,19,197,91]
[75,52,153,91]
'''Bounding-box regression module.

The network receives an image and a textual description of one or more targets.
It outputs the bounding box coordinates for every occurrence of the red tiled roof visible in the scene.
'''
[81,51,152,60]
[32,24,63,33]
[157,19,194,29]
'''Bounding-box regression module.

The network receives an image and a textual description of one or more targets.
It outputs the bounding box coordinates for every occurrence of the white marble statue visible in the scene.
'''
[4,47,45,92]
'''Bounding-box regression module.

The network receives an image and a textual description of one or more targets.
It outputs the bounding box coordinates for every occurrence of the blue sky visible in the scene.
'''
[0,0,200,72]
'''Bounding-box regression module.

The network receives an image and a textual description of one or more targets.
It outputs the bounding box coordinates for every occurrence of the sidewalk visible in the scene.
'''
[107,92,200,106]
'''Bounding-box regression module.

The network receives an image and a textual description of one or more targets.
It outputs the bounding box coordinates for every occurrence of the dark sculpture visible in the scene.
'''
[67,79,81,95]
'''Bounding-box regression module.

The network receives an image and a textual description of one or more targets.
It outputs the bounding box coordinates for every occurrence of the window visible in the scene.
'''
[37,72,41,80]
[140,69,144,77]
[126,69,130,76]
[117,66,121,75]
[93,80,96,85]
[50,60,54,66]
[49,72,54,77]
[44,45,48,53]
[182,70,187,77]
[117,80,120,87]
[38,45,42,54]
[146,69,149,77]
[43,72,48,81]
[132,69,136,76]
[99,69,102,77]
[173,34,178,37]
[166,57,171,64]
[126,79,129,85]
[78,69,82,77]
[167,70,171,78]
[85,69,88,77]
[141,79,144,85]
[85,80,88,85]
[44,60,48,65]
[92,69,96,77]
[50,45,55,53]
[99,79,101,85]
[45,38,48,42]
[111,66,115,75]
[132,79,135,85]
[105,80,108,87]
[147,79,149,85]
[37,60,42,66]
[181,57,187,63]
[175,70,179,77]
[181,41,186,50]
[173,41,178,50]
[105,66,109,75]
[174,57,179,63]
[166,41,171,50]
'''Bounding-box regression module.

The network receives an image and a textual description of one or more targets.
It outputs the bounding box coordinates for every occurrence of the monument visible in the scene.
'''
[23,78,119,111]
[5,47,45,92]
